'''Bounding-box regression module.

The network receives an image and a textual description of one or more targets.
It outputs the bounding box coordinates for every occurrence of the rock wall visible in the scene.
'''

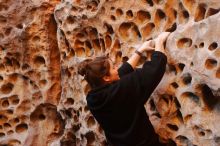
[0,0,220,145]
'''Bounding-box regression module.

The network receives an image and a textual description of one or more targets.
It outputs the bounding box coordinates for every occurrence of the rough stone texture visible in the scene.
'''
[0,0,220,146]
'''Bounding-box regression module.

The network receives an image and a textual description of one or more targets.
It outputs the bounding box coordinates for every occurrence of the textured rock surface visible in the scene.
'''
[0,0,220,145]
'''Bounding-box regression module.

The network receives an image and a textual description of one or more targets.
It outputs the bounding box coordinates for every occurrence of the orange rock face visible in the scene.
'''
[0,0,220,145]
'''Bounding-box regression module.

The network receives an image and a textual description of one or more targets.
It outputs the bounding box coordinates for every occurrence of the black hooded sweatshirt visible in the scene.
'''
[86,51,167,146]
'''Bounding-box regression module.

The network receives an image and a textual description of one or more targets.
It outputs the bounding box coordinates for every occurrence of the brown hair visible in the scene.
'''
[78,56,110,89]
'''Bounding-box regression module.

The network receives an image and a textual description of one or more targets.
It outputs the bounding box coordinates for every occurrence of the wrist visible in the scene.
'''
[135,50,144,58]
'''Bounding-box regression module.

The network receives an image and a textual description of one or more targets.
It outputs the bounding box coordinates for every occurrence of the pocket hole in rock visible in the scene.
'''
[171,82,179,89]
[181,73,192,85]
[141,23,155,38]
[15,123,28,133]
[208,42,218,51]
[205,58,217,70]
[177,38,192,49]
[181,92,200,104]
[1,82,14,94]
[167,123,179,131]
[87,116,96,128]
[194,3,207,22]
[116,8,123,16]
[136,10,151,23]
[126,10,133,18]
[206,8,220,17]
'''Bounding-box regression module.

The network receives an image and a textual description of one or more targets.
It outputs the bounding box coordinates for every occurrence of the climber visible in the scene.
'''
[77,32,170,146]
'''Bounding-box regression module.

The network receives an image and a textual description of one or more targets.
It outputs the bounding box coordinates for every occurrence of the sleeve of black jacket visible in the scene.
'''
[109,51,167,106]
[137,51,167,104]
[118,61,134,77]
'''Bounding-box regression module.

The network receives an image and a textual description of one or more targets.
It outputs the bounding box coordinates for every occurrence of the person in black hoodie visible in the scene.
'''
[78,32,170,146]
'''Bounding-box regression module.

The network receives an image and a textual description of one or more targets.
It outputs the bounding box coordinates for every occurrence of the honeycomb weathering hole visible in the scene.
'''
[2,99,9,108]
[136,10,151,23]
[175,135,190,144]
[104,35,112,49]
[205,58,217,70]
[144,0,154,6]
[0,132,5,137]
[1,82,14,94]
[116,8,123,16]
[85,131,95,145]
[181,92,200,104]
[15,123,28,133]
[87,116,96,128]
[208,42,218,51]
[34,56,46,66]
[177,38,192,49]
[155,9,166,26]
[141,23,155,38]
[206,8,220,17]
[126,10,133,18]
[167,123,179,131]
[181,73,192,85]
[119,22,141,41]
[194,3,207,22]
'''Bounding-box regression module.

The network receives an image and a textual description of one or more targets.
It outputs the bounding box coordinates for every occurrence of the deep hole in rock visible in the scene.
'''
[181,92,200,104]
[136,10,151,23]
[177,38,192,49]
[119,22,141,41]
[9,95,19,105]
[66,16,76,24]
[145,0,154,6]
[182,10,190,19]
[181,73,192,85]
[104,23,114,34]
[166,23,177,32]
[167,64,177,74]
[104,35,112,49]
[126,10,133,18]
[110,15,116,21]
[39,114,46,120]
[34,56,45,66]
[198,84,218,110]
[3,123,11,129]
[184,114,192,122]
[2,99,9,108]
[206,8,220,17]
[5,27,12,36]
[116,8,123,16]
[208,42,218,51]
[214,136,220,144]
[156,9,166,19]
[194,3,207,22]
[88,27,98,39]
[175,135,190,144]
[149,99,156,111]
[1,83,14,94]
[171,82,179,89]
[0,132,5,137]
[178,63,185,72]
[205,58,217,69]
[199,42,204,48]
[167,123,179,131]
[87,116,96,128]
[85,131,95,145]
[65,98,75,105]
[16,24,23,29]
[141,23,155,38]
[15,123,28,133]
[174,97,181,108]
